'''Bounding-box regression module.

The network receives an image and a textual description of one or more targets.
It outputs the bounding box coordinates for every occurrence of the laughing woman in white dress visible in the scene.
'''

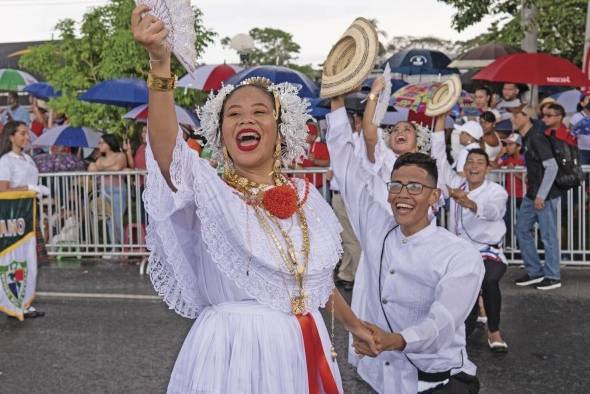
[131,6,376,393]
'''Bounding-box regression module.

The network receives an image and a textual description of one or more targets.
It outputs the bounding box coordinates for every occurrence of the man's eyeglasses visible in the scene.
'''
[386,181,436,195]
[541,112,560,118]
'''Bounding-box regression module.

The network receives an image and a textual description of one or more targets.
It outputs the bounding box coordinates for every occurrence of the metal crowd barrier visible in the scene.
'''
[37,167,590,265]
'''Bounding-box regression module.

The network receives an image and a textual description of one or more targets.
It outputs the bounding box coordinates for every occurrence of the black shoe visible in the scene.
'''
[24,309,45,318]
[536,278,562,291]
[514,273,544,287]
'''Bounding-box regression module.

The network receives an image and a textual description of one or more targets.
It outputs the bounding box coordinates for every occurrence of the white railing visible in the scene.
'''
[37,167,590,265]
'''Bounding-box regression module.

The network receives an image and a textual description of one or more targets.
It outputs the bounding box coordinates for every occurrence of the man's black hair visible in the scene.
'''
[545,102,565,118]
[466,148,490,165]
[480,110,496,123]
[392,152,438,185]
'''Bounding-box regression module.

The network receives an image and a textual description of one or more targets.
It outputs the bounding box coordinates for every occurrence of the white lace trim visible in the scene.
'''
[144,131,343,317]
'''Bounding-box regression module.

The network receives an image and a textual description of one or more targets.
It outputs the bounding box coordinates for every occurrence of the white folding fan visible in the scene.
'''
[136,0,198,76]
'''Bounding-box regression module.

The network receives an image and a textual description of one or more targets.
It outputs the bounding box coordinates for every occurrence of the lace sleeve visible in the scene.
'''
[144,128,221,318]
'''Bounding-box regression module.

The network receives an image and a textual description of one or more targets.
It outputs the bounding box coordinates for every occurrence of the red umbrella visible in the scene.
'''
[178,64,242,92]
[473,53,590,87]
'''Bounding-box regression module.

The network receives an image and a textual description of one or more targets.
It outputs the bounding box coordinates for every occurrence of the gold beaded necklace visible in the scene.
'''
[224,170,311,315]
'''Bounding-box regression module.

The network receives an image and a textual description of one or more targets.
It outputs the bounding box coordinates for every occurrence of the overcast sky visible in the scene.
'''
[0,0,497,65]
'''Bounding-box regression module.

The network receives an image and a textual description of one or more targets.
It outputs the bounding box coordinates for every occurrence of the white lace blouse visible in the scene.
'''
[144,131,343,318]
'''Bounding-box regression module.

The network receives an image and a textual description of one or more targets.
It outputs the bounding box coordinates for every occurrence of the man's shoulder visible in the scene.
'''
[433,226,476,251]
[485,180,509,196]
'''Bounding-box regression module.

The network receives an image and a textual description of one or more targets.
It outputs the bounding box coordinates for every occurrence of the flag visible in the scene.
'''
[0,191,37,321]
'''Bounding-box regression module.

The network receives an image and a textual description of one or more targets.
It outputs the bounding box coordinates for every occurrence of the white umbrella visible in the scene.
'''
[551,89,582,114]
[178,64,242,91]
[123,104,200,128]
[32,125,102,148]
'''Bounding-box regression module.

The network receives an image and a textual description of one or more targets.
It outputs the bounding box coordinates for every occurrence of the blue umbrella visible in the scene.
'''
[225,66,319,98]
[572,117,590,136]
[24,82,61,100]
[361,78,408,95]
[78,79,148,107]
[384,49,458,76]
[32,125,102,148]
[308,98,330,119]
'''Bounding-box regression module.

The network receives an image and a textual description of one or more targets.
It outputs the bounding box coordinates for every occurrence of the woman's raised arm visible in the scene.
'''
[131,5,179,190]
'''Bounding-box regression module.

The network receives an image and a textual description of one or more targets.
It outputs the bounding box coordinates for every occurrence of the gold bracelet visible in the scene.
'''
[147,72,177,92]
[368,92,378,101]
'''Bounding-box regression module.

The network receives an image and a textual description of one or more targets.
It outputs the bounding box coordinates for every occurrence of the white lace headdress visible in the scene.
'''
[196,78,312,167]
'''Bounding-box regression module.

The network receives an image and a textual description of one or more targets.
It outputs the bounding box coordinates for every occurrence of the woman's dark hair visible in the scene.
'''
[466,148,490,165]
[392,152,438,185]
[475,86,493,107]
[480,110,496,123]
[100,133,122,153]
[0,121,26,157]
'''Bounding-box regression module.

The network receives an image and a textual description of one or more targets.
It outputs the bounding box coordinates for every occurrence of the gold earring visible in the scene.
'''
[271,141,282,181]
[223,146,234,179]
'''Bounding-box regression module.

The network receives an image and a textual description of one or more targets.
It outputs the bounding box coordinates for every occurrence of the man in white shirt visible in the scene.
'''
[330,111,362,291]
[327,96,484,394]
[431,114,510,353]
[495,83,522,122]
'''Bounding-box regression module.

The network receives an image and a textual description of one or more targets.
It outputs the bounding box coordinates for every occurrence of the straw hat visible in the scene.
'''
[320,18,378,99]
[537,97,556,113]
[425,75,462,116]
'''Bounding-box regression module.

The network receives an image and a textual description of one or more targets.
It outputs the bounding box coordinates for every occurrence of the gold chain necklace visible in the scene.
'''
[224,169,311,314]
[254,207,310,314]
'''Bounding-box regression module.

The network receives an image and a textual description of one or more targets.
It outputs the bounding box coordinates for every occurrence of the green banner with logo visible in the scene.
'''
[0,191,37,321]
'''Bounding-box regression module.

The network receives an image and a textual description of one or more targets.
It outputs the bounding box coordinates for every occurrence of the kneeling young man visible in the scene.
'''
[327,97,484,394]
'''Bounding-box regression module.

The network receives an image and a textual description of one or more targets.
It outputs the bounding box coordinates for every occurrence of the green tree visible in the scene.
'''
[19,0,215,135]
[248,27,301,66]
[220,28,316,80]
[222,28,301,66]
[439,0,587,66]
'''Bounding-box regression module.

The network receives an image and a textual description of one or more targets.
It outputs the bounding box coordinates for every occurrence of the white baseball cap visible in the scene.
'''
[456,120,483,141]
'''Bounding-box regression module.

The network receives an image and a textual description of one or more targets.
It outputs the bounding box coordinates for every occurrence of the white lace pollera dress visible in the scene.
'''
[144,131,344,393]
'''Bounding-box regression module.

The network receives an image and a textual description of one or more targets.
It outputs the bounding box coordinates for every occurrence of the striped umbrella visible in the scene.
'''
[32,125,102,148]
[0,68,38,91]
[123,104,200,128]
[178,64,242,92]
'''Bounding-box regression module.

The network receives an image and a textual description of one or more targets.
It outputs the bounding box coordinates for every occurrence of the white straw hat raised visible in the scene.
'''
[425,74,462,117]
[320,17,379,99]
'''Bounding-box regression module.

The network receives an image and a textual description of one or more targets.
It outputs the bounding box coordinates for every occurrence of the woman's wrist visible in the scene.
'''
[346,318,365,335]
[149,55,172,77]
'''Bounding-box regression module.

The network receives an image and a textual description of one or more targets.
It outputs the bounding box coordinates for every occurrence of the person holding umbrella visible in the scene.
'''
[0,121,48,318]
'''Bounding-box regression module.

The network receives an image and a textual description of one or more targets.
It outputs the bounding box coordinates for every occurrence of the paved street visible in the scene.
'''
[1,261,589,393]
